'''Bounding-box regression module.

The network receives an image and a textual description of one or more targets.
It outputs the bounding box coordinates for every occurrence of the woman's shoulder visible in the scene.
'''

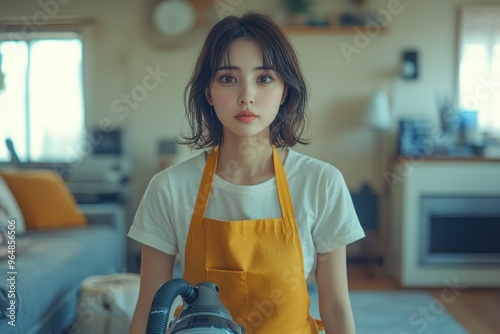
[286,148,343,180]
[148,150,206,189]
[286,149,350,200]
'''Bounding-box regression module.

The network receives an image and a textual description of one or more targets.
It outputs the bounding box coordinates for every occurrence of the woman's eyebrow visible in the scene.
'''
[215,65,276,71]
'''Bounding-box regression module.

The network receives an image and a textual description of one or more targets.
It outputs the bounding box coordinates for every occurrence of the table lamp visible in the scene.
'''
[367,90,391,131]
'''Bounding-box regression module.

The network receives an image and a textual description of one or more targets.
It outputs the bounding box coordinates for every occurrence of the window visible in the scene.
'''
[0,32,85,162]
[458,6,500,134]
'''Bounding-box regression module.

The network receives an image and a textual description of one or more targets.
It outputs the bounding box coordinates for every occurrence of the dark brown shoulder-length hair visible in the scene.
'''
[179,12,309,149]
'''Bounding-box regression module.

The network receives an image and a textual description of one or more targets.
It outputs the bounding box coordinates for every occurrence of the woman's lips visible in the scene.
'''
[235,111,258,123]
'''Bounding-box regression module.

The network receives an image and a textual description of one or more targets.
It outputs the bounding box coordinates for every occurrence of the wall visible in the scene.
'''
[0,0,493,256]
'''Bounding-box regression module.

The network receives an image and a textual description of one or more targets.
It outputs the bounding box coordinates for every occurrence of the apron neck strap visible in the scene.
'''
[272,146,295,221]
[191,146,295,228]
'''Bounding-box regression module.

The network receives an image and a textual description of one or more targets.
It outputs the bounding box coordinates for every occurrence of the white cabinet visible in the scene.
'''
[387,157,500,287]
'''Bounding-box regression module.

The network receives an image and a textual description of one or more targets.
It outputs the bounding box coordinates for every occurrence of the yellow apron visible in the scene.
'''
[184,146,323,333]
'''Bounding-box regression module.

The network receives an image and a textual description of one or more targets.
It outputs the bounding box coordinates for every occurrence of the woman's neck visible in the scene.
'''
[215,135,286,185]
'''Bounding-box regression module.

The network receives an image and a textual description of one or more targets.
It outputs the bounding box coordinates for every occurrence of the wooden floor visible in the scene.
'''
[347,265,500,334]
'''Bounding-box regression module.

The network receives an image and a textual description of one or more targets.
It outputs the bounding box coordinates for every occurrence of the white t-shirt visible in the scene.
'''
[128,149,365,278]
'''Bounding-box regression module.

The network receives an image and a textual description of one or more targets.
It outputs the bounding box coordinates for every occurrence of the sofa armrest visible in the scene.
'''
[78,203,127,271]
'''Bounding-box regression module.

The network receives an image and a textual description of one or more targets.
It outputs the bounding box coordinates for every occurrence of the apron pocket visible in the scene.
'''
[206,269,248,321]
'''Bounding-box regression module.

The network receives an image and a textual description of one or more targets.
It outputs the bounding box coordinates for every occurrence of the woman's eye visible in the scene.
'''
[258,75,274,84]
[219,75,236,83]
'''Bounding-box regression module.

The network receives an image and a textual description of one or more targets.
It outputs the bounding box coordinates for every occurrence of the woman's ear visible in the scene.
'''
[205,88,213,106]
[280,85,288,105]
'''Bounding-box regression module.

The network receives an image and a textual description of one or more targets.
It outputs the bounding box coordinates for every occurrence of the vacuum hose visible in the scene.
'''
[146,278,197,334]
[146,278,245,334]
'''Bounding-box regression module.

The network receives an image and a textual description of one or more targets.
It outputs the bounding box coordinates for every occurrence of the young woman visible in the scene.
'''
[128,12,364,334]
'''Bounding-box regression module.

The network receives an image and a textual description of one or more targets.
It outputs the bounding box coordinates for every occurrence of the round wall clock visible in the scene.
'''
[152,0,196,38]
[147,0,215,48]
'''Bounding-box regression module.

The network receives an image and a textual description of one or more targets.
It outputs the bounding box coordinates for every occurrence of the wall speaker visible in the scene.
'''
[401,50,419,80]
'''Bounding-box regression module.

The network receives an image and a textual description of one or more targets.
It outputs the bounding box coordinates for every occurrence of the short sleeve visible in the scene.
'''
[127,173,178,255]
[312,165,365,253]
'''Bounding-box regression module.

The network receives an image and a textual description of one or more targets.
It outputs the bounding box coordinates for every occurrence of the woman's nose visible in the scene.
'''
[239,83,255,105]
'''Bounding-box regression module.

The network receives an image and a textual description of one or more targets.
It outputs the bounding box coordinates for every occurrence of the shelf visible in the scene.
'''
[395,155,500,163]
[284,24,387,34]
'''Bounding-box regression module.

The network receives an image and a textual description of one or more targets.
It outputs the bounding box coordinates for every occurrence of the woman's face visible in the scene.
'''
[206,39,287,143]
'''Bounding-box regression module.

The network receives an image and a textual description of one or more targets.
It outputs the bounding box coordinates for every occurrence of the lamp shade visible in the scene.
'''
[367,90,391,131]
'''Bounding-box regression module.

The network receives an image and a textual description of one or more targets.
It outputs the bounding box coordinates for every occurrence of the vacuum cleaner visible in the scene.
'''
[146,278,246,334]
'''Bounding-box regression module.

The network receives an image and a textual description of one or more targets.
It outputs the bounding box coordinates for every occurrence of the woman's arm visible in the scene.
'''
[315,246,356,334]
[129,245,176,334]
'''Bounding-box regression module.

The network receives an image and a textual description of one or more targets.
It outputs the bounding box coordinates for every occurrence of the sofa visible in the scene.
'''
[0,170,126,334]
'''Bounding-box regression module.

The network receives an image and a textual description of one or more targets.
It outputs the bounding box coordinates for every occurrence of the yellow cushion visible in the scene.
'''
[0,170,87,230]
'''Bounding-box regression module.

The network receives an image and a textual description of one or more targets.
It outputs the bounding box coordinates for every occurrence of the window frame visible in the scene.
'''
[456,4,500,136]
[0,30,86,163]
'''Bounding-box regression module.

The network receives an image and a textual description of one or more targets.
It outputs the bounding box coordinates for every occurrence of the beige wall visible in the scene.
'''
[0,0,491,233]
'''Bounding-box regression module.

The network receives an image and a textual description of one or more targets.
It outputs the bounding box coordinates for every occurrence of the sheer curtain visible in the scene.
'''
[0,32,85,162]
[458,5,500,133]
